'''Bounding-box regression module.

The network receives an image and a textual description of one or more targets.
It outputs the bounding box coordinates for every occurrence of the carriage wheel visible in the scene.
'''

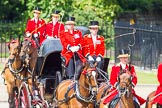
[18,82,32,108]
[55,71,62,88]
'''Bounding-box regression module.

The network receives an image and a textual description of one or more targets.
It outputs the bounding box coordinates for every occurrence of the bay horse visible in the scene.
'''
[54,62,98,108]
[145,91,159,108]
[19,38,38,93]
[100,71,135,108]
[2,39,25,108]
[95,81,111,107]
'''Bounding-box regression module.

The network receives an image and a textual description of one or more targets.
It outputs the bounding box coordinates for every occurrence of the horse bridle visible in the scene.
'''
[75,68,98,103]
[8,43,25,74]
[20,40,33,74]
[116,68,133,108]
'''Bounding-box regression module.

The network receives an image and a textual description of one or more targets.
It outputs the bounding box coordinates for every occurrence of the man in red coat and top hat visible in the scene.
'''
[83,20,105,69]
[152,63,162,107]
[103,49,146,106]
[60,16,85,79]
[45,10,64,39]
[25,6,46,45]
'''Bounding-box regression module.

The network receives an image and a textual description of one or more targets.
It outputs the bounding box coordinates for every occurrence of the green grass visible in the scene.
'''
[108,67,158,84]
[136,71,158,84]
[0,53,9,57]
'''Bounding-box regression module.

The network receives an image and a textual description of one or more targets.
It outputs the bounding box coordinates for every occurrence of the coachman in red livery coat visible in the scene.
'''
[103,49,146,106]
[25,7,46,45]
[83,21,105,70]
[152,63,162,107]
[60,16,85,79]
[45,10,64,39]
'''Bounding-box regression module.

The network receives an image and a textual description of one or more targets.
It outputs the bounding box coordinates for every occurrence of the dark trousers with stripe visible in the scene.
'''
[67,54,83,79]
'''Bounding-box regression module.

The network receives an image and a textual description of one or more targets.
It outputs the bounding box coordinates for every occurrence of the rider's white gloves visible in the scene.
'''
[73,46,80,52]
[33,33,39,38]
[96,56,101,62]
[69,46,76,52]
[26,33,31,37]
[88,55,94,61]
[69,46,80,52]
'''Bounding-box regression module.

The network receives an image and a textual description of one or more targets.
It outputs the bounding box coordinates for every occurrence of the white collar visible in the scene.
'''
[120,62,126,69]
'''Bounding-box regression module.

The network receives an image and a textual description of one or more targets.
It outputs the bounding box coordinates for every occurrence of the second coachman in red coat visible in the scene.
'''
[60,16,85,80]
[25,7,46,45]
[83,21,105,70]
[45,10,64,39]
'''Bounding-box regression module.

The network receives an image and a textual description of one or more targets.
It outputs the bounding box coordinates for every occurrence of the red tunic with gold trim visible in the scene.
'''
[103,64,146,105]
[45,21,64,38]
[152,63,162,104]
[82,34,105,57]
[60,29,85,65]
[25,18,46,44]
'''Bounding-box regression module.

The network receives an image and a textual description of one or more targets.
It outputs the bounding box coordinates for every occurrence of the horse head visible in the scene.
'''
[80,62,99,96]
[19,38,37,61]
[118,70,133,97]
[8,40,21,63]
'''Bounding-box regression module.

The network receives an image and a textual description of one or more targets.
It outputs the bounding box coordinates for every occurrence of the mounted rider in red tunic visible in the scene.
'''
[25,7,46,46]
[45,10,64,39]
[103,49,146,106]
[60,16,85,80]
[152,63,162,107]
[83,21,105,70]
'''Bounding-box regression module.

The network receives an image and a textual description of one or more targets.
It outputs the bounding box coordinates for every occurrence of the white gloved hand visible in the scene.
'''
[69,46,76,52]
[33,33,39,37]
[96,56,101,62]
[26,33,31,37]
[73,46,80,52]
[46,36,54,39]
[88,55,94,61]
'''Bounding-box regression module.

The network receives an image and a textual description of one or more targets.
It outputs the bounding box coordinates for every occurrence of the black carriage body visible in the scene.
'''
[34,38,63,102]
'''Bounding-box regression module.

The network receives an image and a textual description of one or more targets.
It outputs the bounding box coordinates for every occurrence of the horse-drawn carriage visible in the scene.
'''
[18,38,65,107]
[17,37,110,108]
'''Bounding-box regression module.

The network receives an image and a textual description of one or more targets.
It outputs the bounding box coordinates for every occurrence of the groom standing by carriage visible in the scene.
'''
[60,16,85,80]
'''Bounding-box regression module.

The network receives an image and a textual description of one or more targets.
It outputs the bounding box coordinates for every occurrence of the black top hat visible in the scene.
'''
[67,16,75,21]
[89,21,99,28]
[33,7,41,13]
[52,10,61,16]
[117,49,130,58]
[65,16,75,24]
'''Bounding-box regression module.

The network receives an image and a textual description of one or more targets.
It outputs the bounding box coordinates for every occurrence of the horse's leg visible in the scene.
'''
[6,82,15,108]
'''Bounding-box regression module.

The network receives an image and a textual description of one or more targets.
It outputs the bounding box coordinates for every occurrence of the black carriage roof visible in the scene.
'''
[74,26,89,36]
[39,38,62,56]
